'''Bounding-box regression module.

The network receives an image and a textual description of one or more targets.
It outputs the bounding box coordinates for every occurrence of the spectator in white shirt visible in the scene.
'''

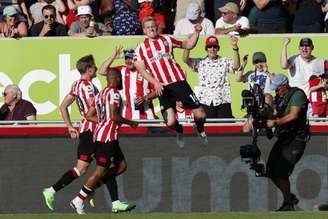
[174,2,215,36]
[183,35,241,118]
[281,37,326,117]
[281,37,325,98]
[215,2,249,35]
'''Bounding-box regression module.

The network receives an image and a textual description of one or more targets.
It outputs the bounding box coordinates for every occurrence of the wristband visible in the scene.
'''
[233,47,239,51]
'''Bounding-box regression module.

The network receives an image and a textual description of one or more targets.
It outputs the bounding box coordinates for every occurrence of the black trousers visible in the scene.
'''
[201,103,234,119]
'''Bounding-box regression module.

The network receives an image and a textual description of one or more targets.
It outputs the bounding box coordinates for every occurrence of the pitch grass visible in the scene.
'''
[0,212,327,219]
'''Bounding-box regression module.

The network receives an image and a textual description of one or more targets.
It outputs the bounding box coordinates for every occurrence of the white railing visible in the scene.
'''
[0,118,327,127]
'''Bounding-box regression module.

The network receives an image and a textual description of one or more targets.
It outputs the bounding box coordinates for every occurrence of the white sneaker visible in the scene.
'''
[176,131,185,148]
[70,199,86,215]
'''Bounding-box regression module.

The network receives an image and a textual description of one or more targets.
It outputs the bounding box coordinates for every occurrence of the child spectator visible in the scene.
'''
[236,51,274,94]
[308,60,328,117]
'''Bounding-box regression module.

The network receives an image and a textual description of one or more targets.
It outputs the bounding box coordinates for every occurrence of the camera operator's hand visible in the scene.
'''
[242,116,254,132]
[266,119,276,129]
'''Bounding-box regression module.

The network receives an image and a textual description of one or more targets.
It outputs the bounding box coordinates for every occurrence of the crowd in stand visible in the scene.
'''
[0,0,328,38]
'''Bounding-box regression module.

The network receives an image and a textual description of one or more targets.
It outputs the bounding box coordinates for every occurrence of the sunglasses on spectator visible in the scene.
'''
[2,92,7,97]
[207,45,218,49]
[44,15,55,19]
[300,44,311,48]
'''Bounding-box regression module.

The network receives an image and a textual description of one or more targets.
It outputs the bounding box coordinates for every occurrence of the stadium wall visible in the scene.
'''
[0,131,326,213]
[0,34,327,120]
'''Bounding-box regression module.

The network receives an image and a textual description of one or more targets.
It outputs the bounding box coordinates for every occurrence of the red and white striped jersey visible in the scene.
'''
[116,65,156,120]
[93,86,120,143]
[135,35,186,85]
[309,76,327,103]
[69,79,99,133]
[176,107,194,120]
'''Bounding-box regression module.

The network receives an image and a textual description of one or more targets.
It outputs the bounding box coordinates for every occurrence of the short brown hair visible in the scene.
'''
[142,16,156,28]
[76,55,95,74]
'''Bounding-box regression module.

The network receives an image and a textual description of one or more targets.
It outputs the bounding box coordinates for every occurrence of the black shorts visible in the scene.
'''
[159,80,200,113]
[266,136,306,178]
[94,140,125,168]
[77,130,96,163]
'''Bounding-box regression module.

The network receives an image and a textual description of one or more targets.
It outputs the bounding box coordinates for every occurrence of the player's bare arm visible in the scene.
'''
[182,23,202,50]
[134,60,164,96]
[60,93,79,139]
[85,105,98,123]
[99,46,123,75]
[110,103,138,128]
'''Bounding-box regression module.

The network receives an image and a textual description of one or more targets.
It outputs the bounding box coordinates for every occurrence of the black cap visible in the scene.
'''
[123,48,135,59]
[252,52,266,64]
[299,37,313,47]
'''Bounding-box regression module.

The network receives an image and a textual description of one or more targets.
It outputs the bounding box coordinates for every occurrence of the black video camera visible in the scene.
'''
[240,84,273,177]
[241,84,273,129]
[240,143,266,177]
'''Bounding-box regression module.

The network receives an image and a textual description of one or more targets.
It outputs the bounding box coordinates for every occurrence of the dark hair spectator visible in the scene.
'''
[30,4,67,36]
[30,0,66,25]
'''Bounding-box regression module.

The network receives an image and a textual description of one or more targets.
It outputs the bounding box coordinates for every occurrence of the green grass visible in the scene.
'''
[0,212,327,219]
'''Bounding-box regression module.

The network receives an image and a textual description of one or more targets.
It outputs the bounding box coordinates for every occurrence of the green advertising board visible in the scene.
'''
[0,35,327,120]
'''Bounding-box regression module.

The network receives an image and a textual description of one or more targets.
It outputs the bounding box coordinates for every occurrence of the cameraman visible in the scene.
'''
[266,74,309,211]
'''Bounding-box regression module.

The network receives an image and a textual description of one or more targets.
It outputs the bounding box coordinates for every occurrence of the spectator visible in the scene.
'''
[0,84,36,121]
[174,2,215,36]
[30,4,67,36]
[308,61,328,117]
[0,0,33,27]
[281,37,325,98]
[236,51,274,93]
[138,0,166,33]
[253,0,289,33]
[174,0,205,25]
[110,0,141,35]
[29,0,65,24]
[0,5,28,38]
[215,2,250,35]
[64,0,89,27]
[292,0,323,33]
[68,5,110,37]
[183,35,241,118]
[214,0,247,21]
